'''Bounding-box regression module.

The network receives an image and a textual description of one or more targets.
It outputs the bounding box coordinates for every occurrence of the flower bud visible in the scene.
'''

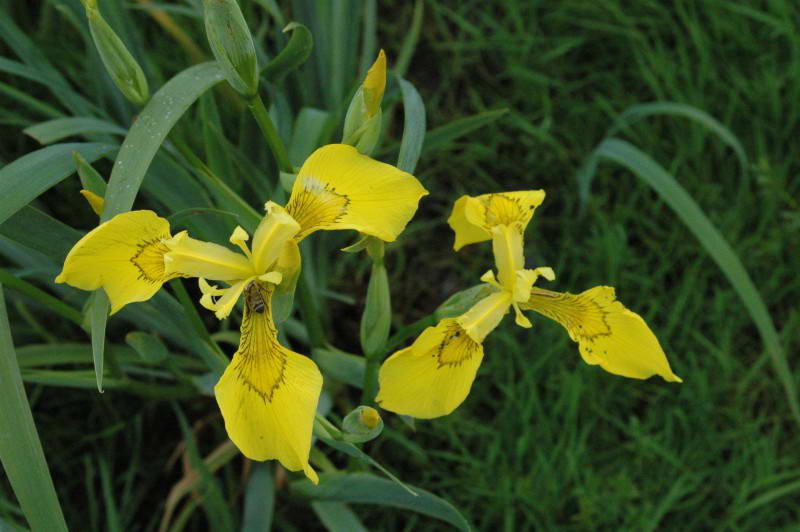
[342,406,384,443]
[342,50,387,155]
[360,262,391,358]
[203,0,259,98]
[82,2,149,105]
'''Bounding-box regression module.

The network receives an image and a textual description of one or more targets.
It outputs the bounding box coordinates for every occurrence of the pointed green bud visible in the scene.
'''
[81,2,149,105]
[342,406,384,443]
[360,261,391,358]
[343,50,387,155]
[203,0,259,98]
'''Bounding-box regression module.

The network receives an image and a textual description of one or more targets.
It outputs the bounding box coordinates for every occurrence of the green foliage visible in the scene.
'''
[0,0,798,530]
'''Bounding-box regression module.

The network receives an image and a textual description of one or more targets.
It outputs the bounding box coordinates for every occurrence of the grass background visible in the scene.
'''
[1,0,799,530]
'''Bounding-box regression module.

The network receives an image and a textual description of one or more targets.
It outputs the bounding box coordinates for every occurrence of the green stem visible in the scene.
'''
[247,93,293,173]
[297,271,327,349]
[361,356,380,405]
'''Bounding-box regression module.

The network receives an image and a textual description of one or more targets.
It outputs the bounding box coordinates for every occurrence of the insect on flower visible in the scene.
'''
[244,280,266,314]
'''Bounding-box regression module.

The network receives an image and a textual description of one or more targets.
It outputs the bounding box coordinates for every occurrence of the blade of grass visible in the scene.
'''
[0,286,68,532]
[590,138,799,424]
[394,0,424,79]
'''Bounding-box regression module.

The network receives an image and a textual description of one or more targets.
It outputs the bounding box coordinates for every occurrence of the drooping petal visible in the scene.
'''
[377,318,484,419]
[55,210,175,314]
[285,144,428,241]
[163,231,255,281]
[362,49,386,118]
[521,286,682,382]
[214,282,322,483]
[448,190,546,251]
[251,202,301,274]
[456,291,512,343]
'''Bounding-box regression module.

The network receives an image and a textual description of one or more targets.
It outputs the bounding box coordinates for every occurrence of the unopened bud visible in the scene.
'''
[203,0,259,98]
[359,262,391,357]
[342,406,384,443]
[342,50,387,155]
[82,3,149,105]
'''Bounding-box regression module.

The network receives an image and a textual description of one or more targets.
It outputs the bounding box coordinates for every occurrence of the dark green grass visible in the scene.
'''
[1,0,799,530]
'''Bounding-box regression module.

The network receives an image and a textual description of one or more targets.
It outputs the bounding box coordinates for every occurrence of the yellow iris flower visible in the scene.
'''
[56,144,427,482]
[376,190,681,420]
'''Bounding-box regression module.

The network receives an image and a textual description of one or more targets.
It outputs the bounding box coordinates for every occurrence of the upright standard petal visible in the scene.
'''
[521,286,682,382]
[251,202,301,274]
[163,231,255,281]
[285,144,428,241]
[214,282,322,483]
[377,318,485,419]
[491,224,525,291]
[55,210,175,314]
[448,190,545,251]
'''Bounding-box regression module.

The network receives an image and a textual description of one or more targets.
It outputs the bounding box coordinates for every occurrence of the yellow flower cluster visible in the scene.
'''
[57,141,427,483]
[376,191,681,419]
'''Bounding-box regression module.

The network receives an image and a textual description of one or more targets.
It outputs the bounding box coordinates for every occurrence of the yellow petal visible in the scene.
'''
[513,267,555,302]
[491,224,525,291]
[285,144,428,241]
[163,231,255,281]
[214,282,322,482]
[275,239,302,294]
[55,210,174,314]
[229,226,252,258]
[521,286,682,382]
[199,278,250,320]
[362,49,386,118]
[448,191,546,251]
[80,189,105,216]
[456,291,512,343]
[251,202,301,274]
[376,318,484,419]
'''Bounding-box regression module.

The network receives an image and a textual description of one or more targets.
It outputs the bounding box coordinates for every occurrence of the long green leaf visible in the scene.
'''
[578,101,749,207]
[293,473,471,531]
[24,117,126,145]
[101,62,224,221]
[396,78,426,174]
[591,138,799,423]
[421,109,508,155]
[90,62,225,392]
[241,463,274,532]
[0,206,82,263]
[0,143,116,225]
[607,102,748,170]
[311,501,367,532]
[0,286,68,532]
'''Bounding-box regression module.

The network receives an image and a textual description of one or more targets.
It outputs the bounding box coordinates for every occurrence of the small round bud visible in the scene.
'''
[342,405,384,443]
